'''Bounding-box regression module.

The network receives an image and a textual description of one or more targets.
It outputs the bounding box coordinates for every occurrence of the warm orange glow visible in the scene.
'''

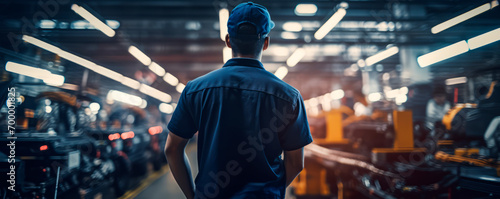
[40,145,48,151]
[148,126,163,135]
[121,131,135,140]
[108,133,121,141]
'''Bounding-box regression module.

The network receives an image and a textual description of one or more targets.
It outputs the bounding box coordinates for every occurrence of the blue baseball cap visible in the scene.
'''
[227,2,275,39]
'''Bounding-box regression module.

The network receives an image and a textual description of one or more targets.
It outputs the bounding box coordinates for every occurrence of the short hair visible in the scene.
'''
[229,23,265,57]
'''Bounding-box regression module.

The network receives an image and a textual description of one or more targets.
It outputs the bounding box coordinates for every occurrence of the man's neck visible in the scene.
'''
[233,53,262,61]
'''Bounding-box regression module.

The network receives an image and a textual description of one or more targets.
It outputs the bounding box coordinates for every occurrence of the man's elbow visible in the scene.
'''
[164,144,176,157]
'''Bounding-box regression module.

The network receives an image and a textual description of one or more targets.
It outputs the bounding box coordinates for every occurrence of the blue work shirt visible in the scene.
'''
[168,58,313,199]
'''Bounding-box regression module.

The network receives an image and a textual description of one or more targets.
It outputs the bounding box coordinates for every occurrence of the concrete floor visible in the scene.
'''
[134,142,198,199]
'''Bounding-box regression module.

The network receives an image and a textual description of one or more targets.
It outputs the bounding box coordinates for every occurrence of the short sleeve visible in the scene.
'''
[167,83,198,139]
[279,94,313,151]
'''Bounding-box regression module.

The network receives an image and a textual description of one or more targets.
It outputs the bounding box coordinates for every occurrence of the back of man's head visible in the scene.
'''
[226,2,274,58]
[229,23,265,57]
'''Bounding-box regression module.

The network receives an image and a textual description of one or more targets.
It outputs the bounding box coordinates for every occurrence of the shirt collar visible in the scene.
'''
[223,58,264,69]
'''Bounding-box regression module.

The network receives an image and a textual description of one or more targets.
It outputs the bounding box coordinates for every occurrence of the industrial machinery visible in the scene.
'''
[292,79,500,198]
[0,90,115,198]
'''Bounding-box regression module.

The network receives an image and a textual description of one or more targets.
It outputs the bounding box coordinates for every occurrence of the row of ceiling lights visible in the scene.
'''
[74,3,183,114]
[301,0,499,110]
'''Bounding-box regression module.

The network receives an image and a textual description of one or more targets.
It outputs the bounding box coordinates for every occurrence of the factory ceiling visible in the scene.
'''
[1,0,499,102]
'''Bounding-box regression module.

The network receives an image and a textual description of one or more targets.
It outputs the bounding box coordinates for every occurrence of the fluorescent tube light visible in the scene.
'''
[314,8,346,40]
[159,103,174,114]
[107,90,143,106]
[431,3,491,34]
[91,65,124,82]
[283,22,302,32]
[163,73,179,86]
[286,48,306,67]
[128,46,152,66]
[281,32,299,40]
[357,59,366,68]
[5,61,65,86]
[71,4,116,37]
[176,83,185,93]
[121,76,141,89]
[22,35,62,54]
[467,27,500,50]
[219,8,229,41]
[365,46,399,66]
[295,4,317,16]
[139,84,172,103]
[330,89,345,100]
[274,66,288,80]
[367,92,382,102]
[446,77,467,85]
[148,62,166,76]
[43,74,65,86]
[417,40,469,67]
[22,35,128,83]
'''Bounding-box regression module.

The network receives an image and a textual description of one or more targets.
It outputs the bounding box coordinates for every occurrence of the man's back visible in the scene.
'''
[168,58,312,198]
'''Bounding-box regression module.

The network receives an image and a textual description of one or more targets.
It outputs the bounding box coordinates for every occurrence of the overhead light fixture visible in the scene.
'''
[89,102,100,113]
[159,103,174,114]
[431,3,491,34]
[163,73,179,86]
[446,77,468,85]
[148,62,166,76]
[107,90,143,107]
[71,4,116,37]
[295,4,318,16]
[330,89,345,100]
[128,46,152,66]
[282,22,303,32]
[219,8,229,41]
[43,75,65,86]
[139,84,172,103]
[39,20,56,29]
[121,76,141,89]
[21,35,130,84]
[274,66,288,80]
[395,94,407,105]
[5,61,65,86]
[176,83,185,93]
[314,8,346,40]
[22,35,62,54]
[365,46,399,66]
[467,27,500,50]
[357,59,366,68]
[139,99,148,109]
[281,32,299,40]
[286,48,306,67]
[91,64,124,82]
[223,46,232,63]
[367,92,382,102]
[385,87,408,98]
[417,40,469,67]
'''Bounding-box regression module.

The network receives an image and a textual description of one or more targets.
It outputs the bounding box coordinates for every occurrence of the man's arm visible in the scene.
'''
[165,132,195,199]
[284,147,304,187]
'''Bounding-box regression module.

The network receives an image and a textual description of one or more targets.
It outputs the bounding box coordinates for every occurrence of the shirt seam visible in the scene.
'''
[186,86,298,105]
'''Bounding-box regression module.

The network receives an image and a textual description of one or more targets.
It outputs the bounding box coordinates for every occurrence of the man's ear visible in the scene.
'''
[225,34,231,48]
[262,37,270,51]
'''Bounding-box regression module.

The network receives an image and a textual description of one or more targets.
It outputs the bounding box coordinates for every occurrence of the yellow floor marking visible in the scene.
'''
[118,165,170,199]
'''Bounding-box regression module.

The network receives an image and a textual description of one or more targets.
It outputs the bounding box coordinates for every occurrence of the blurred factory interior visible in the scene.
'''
[0,0,500,198]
